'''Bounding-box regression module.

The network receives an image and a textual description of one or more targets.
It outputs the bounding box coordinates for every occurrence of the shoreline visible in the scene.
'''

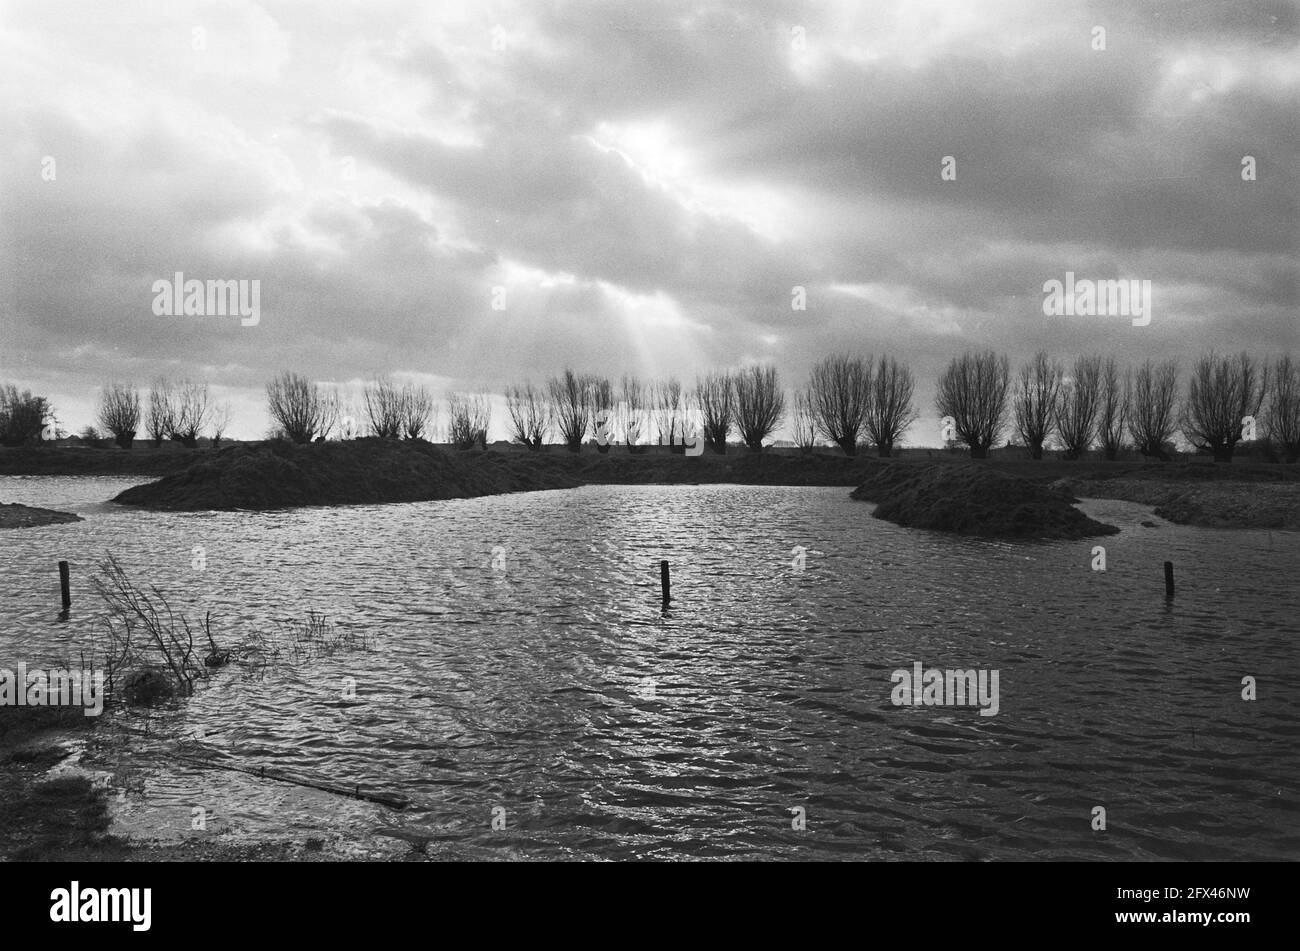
[3,442,1297,530]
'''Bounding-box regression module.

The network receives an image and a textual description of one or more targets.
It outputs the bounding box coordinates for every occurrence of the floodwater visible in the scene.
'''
[1,475,1296,860]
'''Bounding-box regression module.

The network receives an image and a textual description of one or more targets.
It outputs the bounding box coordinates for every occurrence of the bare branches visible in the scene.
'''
[1129,359,1180,460]
[865,356,917,458]
[1098,357,1131,460]
[935,351,1010,459]
[1013,351,1062,460]
[1181,351,1268,462]
[733,364,785,452]
[808,355,871,455]
[1055,355,1102,460]
[549,369,592,452]
[266,371,338,443]
[97,383,141,449]
[505,381,551,449]
[695,372,733,453]
[1266,353,1300,463]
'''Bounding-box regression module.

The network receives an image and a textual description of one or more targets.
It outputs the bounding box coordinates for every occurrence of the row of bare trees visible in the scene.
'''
[501,366,790,453]
[795,355,918,457]
[93,380,230,449]
[941,349,1297,462]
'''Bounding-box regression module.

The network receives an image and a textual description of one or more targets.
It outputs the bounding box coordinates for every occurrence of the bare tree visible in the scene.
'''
[865,356,917,457]
[934,350,1011,459]
[146,378,176,448]
[97,382,141,450]
[1129,359,1180,461]
[652,376,683,449]
[363,378,405,438]
[695,372,733,453]
[163,381,210,448]
[588,376,616,454]
[1012,351,1062,460]
[1097,357,1131,461]
[620,374,648,452]
[266,371,338,444]
[808,355,871,455]
[733,364,785,452]
[1265,353,1300,463]
[446,392,490,449]
[210,401,232,448]
[505,381,551,450]
[1055,355,1103,461]
[1181,351,1268,463]
[549,369,592,452]
[791,388,817,455]
[402,384,435,440]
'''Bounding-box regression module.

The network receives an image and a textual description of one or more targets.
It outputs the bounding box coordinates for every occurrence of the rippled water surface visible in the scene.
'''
[2,475,1297,860]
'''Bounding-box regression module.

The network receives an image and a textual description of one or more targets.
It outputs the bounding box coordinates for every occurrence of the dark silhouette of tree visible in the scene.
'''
[1129,359,1179,461]
[808,354,870,455]
[1055,355,1102,461]
[1013,351,1062,460]
[266,371,338,444]
[865,356,917,457]
[549,369,592,452]
[1181,351,1268,463]
[97,382,141,450]
[733,364,785,452]
[505,381,551,449]
[1265,353,1300,463]
[934,350,1010,459]
[695,372,733,453]
[1098,357,1131,461]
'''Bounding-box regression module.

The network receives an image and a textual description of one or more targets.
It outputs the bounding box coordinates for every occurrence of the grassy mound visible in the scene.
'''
[851,462,1119,539]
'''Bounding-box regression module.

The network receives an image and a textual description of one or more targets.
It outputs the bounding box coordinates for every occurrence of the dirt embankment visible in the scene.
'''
[1050,464,1300,530]
[108,440,878,511]
[0,503,82,529]
[851,462,1121,539]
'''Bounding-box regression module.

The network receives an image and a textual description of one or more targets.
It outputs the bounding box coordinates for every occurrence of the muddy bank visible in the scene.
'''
[0,502,83,529]
[110,440,876,511]
[1059,478,1300,530]
[852,462,1121,539]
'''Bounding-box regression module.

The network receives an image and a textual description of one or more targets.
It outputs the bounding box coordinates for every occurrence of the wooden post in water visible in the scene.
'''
[1164,561,1174,599]
[660,560,671,605]
[58,561,71,611]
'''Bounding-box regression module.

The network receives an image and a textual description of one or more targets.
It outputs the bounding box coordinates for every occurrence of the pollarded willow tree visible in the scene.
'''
[402,384,435,440]
[695,372,733,453]
[1055,355,1103,461]
[620,374,649,453]
[1097,356,1131,461]
[266,371,338,444]
[588,376,616,454]
[1129,359,1180,461]
[1181,351,1268,463]
[652,376,683,450]
[1265,353,1300,463]
[549,369,592,452]
[791,387,818,455]
[446,392,490,449]
[733,364,785,452]
[363,378,405,438]
[505,381,551,450]
[1013,351,1062,460]
[864,356,917,457]
[97,383,141,449]
[934,350,1010,459]
[808,354,870,455]
[146,378,175,448]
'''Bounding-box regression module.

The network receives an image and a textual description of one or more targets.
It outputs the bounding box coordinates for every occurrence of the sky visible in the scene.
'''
[1,0,1297,443]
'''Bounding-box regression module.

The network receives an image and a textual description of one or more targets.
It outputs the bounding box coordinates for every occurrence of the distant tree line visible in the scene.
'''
[944,349,1297,463]
[6,348,1298,464]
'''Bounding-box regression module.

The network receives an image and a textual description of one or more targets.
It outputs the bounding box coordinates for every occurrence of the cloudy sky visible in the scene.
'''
[1,0,1296,442]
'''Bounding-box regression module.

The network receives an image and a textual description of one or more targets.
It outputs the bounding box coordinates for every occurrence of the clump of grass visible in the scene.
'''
[238,612,369,682]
